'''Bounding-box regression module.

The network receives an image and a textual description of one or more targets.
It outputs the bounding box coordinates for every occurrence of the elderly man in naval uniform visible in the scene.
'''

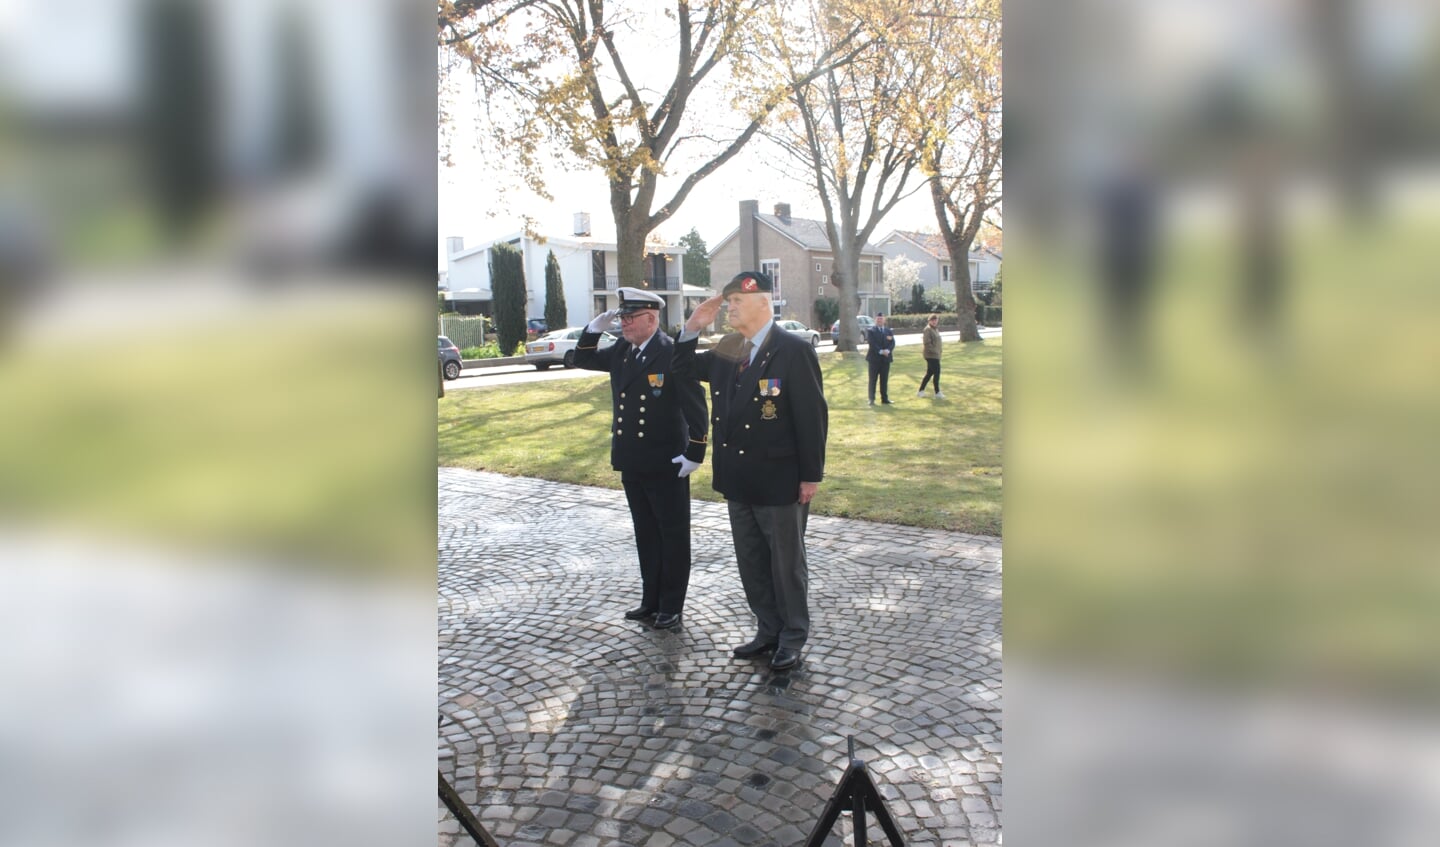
[574,287,709,630]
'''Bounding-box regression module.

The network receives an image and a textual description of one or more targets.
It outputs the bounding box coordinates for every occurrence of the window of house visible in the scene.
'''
[815,262,822,272]
[858,262,878,292]
[761,260,781,302]
[942,263,951,282]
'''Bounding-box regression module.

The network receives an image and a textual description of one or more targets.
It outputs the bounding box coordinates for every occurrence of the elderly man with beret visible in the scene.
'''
[574,287,709,630]
[672,271,828,670]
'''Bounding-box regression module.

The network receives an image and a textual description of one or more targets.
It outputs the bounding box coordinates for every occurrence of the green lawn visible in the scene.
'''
[439,339,1002,536]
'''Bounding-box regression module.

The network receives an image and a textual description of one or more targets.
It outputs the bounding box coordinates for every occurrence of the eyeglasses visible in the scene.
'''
[619,312,651,323]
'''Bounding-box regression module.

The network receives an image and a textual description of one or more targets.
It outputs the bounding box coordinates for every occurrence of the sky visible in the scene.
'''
[438,123,945,268]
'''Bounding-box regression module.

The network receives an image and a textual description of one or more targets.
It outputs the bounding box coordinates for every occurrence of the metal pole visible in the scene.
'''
[438,771,501,847]
[853,779,868,847]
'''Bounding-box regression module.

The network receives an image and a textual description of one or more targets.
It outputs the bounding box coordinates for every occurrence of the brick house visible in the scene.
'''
[708,201,889,326]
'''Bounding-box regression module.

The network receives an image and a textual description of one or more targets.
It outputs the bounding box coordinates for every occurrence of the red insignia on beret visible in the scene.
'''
[742,278,757,292]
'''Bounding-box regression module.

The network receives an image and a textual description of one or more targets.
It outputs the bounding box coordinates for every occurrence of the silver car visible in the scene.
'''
[830,314,877,336]
[777,319,820,347]
[524,327,618,370]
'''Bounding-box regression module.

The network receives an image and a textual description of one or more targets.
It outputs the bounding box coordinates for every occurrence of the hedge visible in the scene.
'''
[976,305,1002,326]
[882,313,962,332]
[854,311,1001,333]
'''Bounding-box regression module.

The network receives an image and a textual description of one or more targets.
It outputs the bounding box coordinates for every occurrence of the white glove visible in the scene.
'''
[587,309,621,332]
[672,455,702,478]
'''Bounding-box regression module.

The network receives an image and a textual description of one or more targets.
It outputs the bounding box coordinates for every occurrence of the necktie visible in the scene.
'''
[737,340,754,375]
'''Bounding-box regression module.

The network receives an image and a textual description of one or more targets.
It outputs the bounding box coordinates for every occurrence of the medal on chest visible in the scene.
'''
[648,373,664,397]
[761,399,778,420]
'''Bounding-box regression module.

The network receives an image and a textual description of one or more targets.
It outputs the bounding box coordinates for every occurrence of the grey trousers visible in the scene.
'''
[726,499,811,650]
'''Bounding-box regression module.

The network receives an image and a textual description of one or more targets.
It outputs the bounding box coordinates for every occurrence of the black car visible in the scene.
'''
[526,318,548,338]
[438,335,463,380]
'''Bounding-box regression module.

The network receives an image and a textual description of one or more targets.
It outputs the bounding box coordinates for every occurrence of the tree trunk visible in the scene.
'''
[613,197,650,294]
[834,251,863,352]
[948,239,982,342]
[930,173,987,344]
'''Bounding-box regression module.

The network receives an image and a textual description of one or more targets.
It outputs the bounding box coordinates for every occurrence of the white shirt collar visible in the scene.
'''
[632,330,658,355]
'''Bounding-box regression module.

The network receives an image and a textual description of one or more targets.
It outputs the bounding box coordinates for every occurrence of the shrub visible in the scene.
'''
[924,286,958,312]
[490,243,527,355]
[814,296,840,329]
[543,250,567,332]
[461,343,499,359]
[909,283,926,314]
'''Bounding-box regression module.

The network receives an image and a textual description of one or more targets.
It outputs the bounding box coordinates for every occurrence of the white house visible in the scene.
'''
[877,230,1001,296]
[444,214,703,330]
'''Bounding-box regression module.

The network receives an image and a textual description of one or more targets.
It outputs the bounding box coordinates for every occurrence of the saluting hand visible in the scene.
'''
[587,308,621,332]
[685,295,724,333]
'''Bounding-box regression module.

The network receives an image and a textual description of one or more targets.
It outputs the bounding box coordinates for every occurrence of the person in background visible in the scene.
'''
[865,312,896,405]
[574,287,708,631]
[917,313,945,398]
[673,271,828,671]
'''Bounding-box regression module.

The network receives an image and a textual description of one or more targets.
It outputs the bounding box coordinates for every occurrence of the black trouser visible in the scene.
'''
[919,357,941,393]
[621,472,692,614]
[867,358,891,403]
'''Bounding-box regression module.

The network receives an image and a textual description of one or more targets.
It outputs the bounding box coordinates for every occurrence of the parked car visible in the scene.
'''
[777,319,820,347]
[830,314,877,335]
[526,318,548,338]
[524,327,617,370]
[438,335,463,380]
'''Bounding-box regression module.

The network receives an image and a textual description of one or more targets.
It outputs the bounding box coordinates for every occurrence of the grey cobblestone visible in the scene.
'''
[439,469,1001,845]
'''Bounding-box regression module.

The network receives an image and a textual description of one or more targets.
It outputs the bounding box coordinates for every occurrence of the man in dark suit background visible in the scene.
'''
[674,271,828,670]
[865,312,896,405]
[574,287,708,630]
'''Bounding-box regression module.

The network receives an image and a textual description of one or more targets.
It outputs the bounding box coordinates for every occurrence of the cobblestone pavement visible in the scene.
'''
[439,468,1002,846]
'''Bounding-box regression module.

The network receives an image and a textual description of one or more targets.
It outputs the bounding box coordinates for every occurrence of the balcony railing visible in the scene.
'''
[595,275,682,291]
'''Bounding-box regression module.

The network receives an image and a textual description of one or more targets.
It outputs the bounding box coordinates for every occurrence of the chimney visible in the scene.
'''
[774,202,791,223]
[446,236,464,255]
[573,212,591,236]
[738,200,760,273]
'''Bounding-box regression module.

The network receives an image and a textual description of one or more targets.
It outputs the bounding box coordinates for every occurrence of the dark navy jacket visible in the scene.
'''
[672,323,827,506]
[865,324,896,362]
[574,329,707,475]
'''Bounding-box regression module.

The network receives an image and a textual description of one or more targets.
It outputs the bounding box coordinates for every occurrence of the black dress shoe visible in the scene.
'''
[769,647,802,670]
[731,638,779,659]
[651,612,682,630]
[624,606,657,621]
